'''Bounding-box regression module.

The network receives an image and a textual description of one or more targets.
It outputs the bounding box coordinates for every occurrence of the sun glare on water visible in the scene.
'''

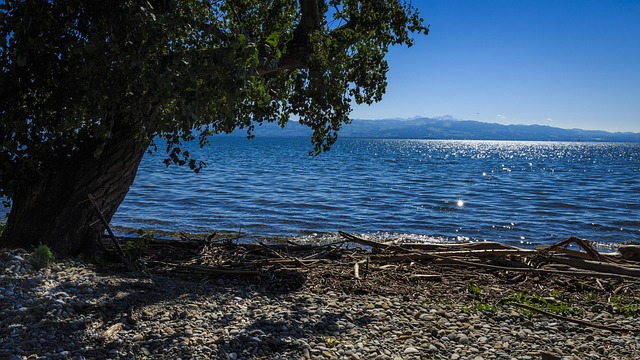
[457,200,465,208]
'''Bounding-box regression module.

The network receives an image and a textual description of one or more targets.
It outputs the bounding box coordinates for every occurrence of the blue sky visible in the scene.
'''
[349,0,640,133]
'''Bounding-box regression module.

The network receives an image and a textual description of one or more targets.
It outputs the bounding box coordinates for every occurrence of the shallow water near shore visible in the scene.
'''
[104,138,640,248]
[2,138,638,248]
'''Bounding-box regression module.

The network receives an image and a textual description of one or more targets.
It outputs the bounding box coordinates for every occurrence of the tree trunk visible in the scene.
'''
[0,124,150,257]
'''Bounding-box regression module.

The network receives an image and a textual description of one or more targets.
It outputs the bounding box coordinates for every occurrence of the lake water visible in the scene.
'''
[109,137,640,248]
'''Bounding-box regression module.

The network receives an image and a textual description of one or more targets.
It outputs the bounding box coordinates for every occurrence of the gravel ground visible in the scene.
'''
[2,247,640,360]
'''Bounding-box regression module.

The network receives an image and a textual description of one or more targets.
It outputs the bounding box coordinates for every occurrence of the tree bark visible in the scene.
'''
[0,123,150,257]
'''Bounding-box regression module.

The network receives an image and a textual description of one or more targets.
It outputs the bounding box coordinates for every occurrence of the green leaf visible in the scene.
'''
[265,32,279,48]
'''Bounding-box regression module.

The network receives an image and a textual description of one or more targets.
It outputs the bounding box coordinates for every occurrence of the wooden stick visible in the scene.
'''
[146,260,261,275]
[259,242,285,259]
[511,302,640,334]
[426,253,639,280]
[537,256,640,278]
[540,236,612,263]
[87,194,127,260]
[339,231,410,253]
[394,241,521,251]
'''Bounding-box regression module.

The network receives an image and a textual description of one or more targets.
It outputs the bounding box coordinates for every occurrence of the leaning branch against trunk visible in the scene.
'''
[88,194,126,258]
[88,194,139,272]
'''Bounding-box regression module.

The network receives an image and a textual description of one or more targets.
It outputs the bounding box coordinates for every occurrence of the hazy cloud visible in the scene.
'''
[545,117,553,122]
[497,114,508,119]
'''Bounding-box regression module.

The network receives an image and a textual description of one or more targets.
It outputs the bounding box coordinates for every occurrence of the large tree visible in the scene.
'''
[0,0,427,256]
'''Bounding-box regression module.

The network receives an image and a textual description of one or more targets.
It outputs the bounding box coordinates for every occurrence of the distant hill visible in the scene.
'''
[236,117,640,142]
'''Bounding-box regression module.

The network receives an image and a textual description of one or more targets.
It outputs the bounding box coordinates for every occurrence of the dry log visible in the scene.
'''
[339,231,410,253]
[538,236,612,262]
[339,231,521,253]
[392,241,521,251]
[370,249,534,263]
[426,253,639,280]
[536,245,618,262]
[537,256,640,278]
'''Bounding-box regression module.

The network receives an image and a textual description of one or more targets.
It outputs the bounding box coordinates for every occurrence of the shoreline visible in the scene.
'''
[2,242,640,359]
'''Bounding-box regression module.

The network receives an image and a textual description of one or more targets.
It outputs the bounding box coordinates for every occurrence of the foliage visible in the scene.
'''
[467,281,482,298]
[29,244,55,269]
[502,292,584,316]
[135,229,156,244]
[609,294,640,316]
[466,301,497,313]
[121,229,156,266]
[584,291,598,303]
[0,0,428,201]
[549,289,563,299]
[463,281,496,313]
[322,336,341,348]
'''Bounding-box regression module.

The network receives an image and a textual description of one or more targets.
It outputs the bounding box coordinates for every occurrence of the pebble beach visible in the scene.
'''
[2,247,640,360]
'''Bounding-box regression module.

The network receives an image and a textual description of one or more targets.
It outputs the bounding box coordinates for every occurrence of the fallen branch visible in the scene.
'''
[88,194,126,259]
[339,231,409,253]
[428,253,639,280]
[539,236,613,262]
[511,302,640,334]
[146,260,261,275]
[536,255,640,278]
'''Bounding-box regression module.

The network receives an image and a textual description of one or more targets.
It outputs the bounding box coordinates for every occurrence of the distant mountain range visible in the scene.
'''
[240,117,640,142]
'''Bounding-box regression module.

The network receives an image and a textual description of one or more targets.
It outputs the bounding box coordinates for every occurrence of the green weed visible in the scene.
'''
[466,301,497,313]
[322,336,341,348]
[609,295,640,316]
[467,281,482,297]
[585,291,598,303]
[550,289,563,299]
[29,243,55,269]
[502,292,583,316]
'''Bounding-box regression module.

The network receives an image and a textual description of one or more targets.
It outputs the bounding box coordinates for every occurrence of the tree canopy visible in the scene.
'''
[0,0,427,255]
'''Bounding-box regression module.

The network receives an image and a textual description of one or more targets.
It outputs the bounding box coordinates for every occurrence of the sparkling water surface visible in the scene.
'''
[109,138,640,248]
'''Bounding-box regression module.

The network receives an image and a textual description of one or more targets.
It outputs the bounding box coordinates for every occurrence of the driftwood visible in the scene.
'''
[336,232,638,280]
[91,230,640,333]
[536,256,640,278]
[538,236,611,262]
[105,230,640,283]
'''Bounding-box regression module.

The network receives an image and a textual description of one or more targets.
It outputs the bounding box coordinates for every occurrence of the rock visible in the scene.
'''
[404,347,420,354]
[2,247,640,360]
[540,351,561,360]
